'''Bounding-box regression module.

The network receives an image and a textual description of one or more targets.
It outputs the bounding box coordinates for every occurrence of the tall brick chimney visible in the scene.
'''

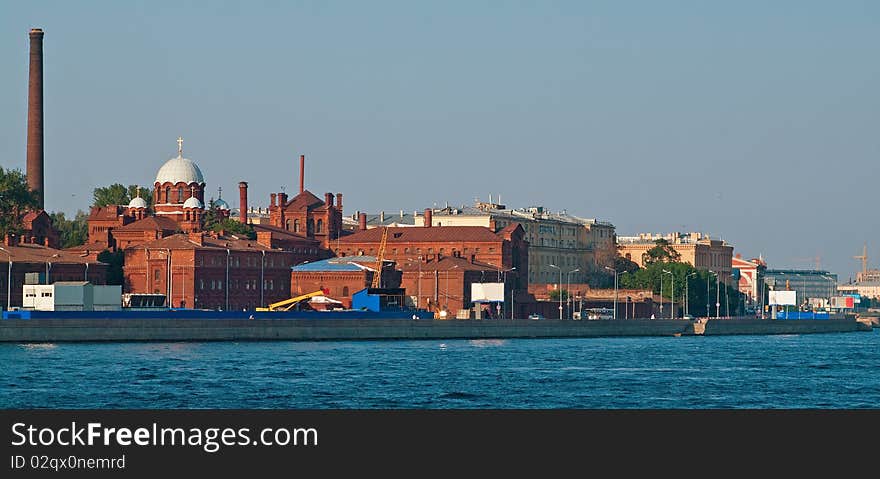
[424,208,432,228]
[238,181,248,224]
[336,193,343,211]
[324,192,333,207]
[270,193,276,208]
[299,155,305,194]
[358,212,367,231]
[27,28,44,209]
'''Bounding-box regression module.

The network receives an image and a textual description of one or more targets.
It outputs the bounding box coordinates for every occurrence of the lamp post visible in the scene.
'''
[605,266,619,320]
[45,253,61,285]
[566,268,579,320]
[685,272,697,317]
[260,250,266,309]
[549,264,562,320]
[501,266,516,320]
[225,249,230,311]
[444,264,459,313]
[0,247,11,311]
[707,270,714,319]
[659,269,664,319]
[662,269,674,319]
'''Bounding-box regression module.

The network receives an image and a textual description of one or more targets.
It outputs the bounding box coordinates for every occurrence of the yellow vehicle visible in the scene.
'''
[255,289,329,312]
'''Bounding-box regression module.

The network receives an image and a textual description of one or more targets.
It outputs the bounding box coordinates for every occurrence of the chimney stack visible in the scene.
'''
[299,155,305,194]
[336,193,343,211]
[324,192,333,207]
[270,193,277,208]
[358,212,367,231]
[27,28,44,209]
[424,208,432,228]
[238,182,248,224]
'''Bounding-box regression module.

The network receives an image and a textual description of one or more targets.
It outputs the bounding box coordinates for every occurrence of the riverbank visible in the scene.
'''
[0,317,870,342]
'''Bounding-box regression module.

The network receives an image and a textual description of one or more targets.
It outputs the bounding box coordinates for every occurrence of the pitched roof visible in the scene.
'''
[131,233,276,252]
[338,226,502,244]
[284,190,325,210]
[252,223,320,245]
[0,243,105,265]
[292,257,377,272]
[114,216,180,233]
[88,205,124,221]
[397,255,501,273]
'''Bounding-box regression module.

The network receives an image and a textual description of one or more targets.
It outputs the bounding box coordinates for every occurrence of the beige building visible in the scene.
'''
[617,232,734,283]
[838,282,880,300]
[415,201,616,285]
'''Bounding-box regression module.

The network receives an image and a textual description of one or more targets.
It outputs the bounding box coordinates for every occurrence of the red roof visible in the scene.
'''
[284,190,325,210]
[338,226,501,244]
[0,243,104,265]
[131,233,277,252]
[252,223,320,245]
[88,205,124,221]
[397,255,501,272]
[114,216,180,233]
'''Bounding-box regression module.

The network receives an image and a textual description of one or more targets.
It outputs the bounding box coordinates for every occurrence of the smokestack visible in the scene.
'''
[238,182,248,224]
[336,193,343,211]
[358,212,367,231]
[27,28,44,209]
[424,208,432,228]
[299,155,305,194]
[270,193,276,208]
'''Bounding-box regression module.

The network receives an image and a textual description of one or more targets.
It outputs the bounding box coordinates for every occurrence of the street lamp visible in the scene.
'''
[549,264,562,320]
[605,266,619,320]
[444,264,459,313]
[662,269,674,319]
[659,269,664,319]
[566,268,579,320]
[46,253,61,285]
[0,247,11,311]
[685,272,697,317]
[260,250,266,309]
[225,249,230,311]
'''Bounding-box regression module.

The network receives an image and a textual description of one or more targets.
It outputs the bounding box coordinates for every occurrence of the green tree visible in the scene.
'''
[97,250,125,286]
[49,210,89,248]
[92,184,153,209]
[613,255,640,274]
[0,166,40,237]
[549,289,569,301]
[642,239,681,266]
[208,217,255,240]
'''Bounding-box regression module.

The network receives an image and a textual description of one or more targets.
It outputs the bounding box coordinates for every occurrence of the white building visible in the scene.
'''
[22,282,121,311]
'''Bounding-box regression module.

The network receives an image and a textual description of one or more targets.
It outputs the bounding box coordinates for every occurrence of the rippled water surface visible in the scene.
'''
[2,331,878,408]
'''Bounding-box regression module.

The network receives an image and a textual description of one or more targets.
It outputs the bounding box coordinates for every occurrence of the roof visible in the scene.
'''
[338,226,502,244]
[155,155,205,185]
[130,233,275,252]
[0,243,105,265]
[114,216,180,233]
[251,224,321,245]
[292,256,378,272]
[89,205,124,220]
[284,190,325,210]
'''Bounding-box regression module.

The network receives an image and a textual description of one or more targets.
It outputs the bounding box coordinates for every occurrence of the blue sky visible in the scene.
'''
[1,1,878,278]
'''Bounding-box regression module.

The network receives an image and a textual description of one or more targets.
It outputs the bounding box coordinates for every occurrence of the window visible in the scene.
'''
[178,187,184,203]
[294,219,300,233]
[316,219,323,234]
[342,286,349,296]
[154,270,161,281]
[200,279,205,290]
[165,187,170,203]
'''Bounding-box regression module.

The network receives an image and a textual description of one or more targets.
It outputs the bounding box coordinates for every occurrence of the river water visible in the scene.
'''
[2,331,878,408]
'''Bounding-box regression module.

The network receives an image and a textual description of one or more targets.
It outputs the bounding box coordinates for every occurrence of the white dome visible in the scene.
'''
[183,196,204,209]
[213,198,230,210]
[155,155,204,185]
[128,196,148,208]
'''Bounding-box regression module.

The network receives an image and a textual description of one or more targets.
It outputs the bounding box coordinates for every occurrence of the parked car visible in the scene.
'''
[528,313,544,320]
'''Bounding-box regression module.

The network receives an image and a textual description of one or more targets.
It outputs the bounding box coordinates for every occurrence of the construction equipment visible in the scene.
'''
[370,226,389,289]
[255,289,329,312]
[854,243,868,275]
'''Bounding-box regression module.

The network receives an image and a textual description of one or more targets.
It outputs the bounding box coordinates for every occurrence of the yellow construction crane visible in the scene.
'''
[854,243,868,275]
[370,226,389,289]
[255,289,328,312]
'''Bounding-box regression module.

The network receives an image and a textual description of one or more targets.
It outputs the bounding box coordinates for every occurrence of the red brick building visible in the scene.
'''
[19,210,60,249]
[333,212,528,291]
[0,234,108,309]
[123,228,326,310]
[266,155,344,248]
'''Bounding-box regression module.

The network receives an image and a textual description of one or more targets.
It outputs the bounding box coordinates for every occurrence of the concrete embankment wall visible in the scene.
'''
[0,318,870,343]
[0,318,691,342]
[702,318,868,335]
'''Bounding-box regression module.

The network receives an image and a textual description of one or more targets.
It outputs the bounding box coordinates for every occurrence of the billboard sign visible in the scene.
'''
[471,283,504,303]
[830,296,855,309]
[769,290,797,306]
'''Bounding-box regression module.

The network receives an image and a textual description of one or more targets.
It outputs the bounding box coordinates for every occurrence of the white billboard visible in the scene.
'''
[471,283,504,302]
[769,290,797,306]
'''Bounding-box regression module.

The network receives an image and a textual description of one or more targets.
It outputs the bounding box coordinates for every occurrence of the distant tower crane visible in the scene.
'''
[854,243,868,275]
[371,227,389,289]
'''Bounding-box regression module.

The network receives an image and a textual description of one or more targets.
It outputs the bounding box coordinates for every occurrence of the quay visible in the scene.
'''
[0,317,871,343]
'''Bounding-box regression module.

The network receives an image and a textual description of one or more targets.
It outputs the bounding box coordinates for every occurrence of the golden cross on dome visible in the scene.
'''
[177,136,184,156]
[135,186,140,198]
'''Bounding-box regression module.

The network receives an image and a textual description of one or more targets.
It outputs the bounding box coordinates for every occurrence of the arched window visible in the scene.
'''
[285,219,291,231]
[178,187,184,203]
[293,219,300,233]
[316,219,323,234]
[165,187,170,203]
[307,219,315,236]
[342,286,349,297]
